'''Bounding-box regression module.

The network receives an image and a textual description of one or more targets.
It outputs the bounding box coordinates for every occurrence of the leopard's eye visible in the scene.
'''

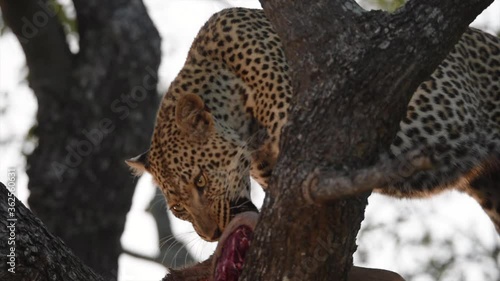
[171,204,185,213]
[194,172,207,189]
[170,204,190,221]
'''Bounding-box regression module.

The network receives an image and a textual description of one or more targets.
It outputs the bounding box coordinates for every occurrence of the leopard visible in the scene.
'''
[126,7,500,241]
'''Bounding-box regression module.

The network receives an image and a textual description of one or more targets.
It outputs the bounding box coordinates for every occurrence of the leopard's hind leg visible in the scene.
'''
[465,160,500,233]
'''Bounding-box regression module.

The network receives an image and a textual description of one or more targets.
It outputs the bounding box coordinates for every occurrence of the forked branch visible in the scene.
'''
[302,150,432,204]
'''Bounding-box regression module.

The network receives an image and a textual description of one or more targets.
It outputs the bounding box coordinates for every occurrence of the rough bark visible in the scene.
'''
[241,0,494,280]
[0,0,161,279]
[0,183,104,281]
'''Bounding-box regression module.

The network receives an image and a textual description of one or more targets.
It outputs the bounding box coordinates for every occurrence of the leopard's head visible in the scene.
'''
[127,93,257,241]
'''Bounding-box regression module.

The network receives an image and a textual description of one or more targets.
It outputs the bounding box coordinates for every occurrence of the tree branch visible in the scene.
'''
[369,0,495,114]
[0,0,72,98]
[0,183,104,281]
[122,248,168,268]
[302,150,432,204]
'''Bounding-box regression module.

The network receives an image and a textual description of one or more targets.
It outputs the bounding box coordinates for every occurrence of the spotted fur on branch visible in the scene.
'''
[127,8,500,240]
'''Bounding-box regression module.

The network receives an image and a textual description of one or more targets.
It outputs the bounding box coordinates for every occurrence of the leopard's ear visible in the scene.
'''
[125,150,149,176]
[175,93,214,141]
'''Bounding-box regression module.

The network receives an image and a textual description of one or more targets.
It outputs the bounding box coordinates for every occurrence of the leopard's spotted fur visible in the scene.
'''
[127,8,500,240]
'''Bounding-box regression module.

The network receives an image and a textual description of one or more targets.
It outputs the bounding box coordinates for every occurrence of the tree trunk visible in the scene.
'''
[241,0,493,280]
[0,0,161,279]
[0,183,104,281]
